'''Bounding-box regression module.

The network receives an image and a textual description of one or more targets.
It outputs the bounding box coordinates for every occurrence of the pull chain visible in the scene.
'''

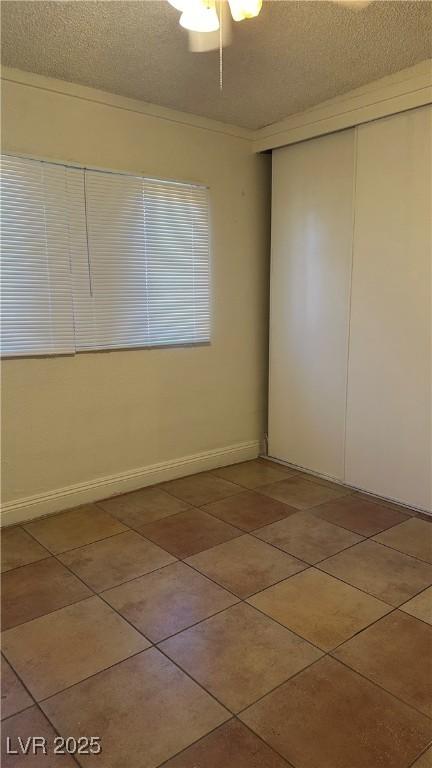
[219,0,223,91]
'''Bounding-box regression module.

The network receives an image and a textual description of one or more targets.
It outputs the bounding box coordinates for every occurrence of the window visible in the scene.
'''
[1,154,210,357]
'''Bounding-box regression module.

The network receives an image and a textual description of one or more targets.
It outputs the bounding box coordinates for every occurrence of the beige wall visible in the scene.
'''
[1,76,271,505]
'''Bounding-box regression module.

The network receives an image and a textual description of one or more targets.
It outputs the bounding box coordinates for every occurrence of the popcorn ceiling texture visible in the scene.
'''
[1,0,431,129]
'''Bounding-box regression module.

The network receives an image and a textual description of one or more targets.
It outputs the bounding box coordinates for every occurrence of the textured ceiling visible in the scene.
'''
[1,0,431,129]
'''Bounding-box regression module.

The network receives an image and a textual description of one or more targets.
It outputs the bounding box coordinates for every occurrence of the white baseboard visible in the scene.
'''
[1,440,261,527]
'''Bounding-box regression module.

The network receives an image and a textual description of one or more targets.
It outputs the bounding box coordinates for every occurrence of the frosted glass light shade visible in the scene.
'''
[228,0,262,21]
[180,0,219,32]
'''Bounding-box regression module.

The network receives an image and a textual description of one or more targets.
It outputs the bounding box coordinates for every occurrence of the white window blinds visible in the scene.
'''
[74,170,210,350]
[1,155,210,356]
[1,155,75,356]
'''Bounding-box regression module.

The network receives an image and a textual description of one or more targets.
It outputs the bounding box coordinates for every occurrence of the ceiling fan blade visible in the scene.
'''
[188,3,232,52]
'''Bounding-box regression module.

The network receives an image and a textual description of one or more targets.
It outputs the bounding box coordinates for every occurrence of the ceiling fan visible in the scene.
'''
[168,0,373,53]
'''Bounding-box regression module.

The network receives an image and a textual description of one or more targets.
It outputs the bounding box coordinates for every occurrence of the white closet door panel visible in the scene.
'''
[269,130,355,479]
[345,107,431,510]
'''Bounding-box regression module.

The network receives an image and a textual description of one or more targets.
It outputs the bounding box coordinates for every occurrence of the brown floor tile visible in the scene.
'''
[320,540,432,606]
[400,588,432,625]
[160,602,322,712]
[160,472,242,506]
[1,596,149,700]
[333,611,432,717]
[162,719,291,767]
[312,493,410,536]
[1,528,49,573]
[24,506,127,554]
[1,557,92,630]
[186,535,306,598]
[1,707,76,767]
[412,747,432,767]
[97,486,189,527]
[212,460,297,489]
[248,569,391,650]
[373,518,432,563]
[240,656,432,768]
[41,648,229,768]
[201,490,297,532]
[255,511,362,564]
[139,508,241,558]
[103,561,239,642]
[1,658,33,720]
[58,530,175,592]
[260,477,349,510]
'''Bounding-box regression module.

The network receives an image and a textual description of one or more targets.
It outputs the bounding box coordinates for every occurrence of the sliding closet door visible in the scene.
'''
[268,130,355,479]
[345,107,431,510]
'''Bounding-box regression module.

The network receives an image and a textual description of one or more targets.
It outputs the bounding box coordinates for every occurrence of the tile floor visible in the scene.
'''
[1,459,431,768]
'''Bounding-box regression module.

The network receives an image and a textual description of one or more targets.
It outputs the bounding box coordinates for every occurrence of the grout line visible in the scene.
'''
[1,555,53,576]
[365,537,432,567]
[154,642,234,714]
[314,557,429,609]
[0,652,82,766]
[93,497,191,524]
[100,581,241,645]
[9,521,186,591]
[247,525,365,561]
[93,556,178,594]
[156,715,299,768]
[160,486,246,506]
[233,635,432,726]
[1,592,95,634]
[407,744,432,768]
[154,718,236,768]
[182,542,311,603]
[327,606,400,653]
[330,654,432,722]
[238,598,325,656]
[0,703,35,723]
[156,628,323,720]
[233,719,298,768]
[235,655,327,719]
[35,647,152,705]
[23,527,130,556]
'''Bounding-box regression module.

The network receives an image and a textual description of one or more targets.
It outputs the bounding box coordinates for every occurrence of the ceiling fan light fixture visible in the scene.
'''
[179,0,220,33]
[227,0,262,22]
